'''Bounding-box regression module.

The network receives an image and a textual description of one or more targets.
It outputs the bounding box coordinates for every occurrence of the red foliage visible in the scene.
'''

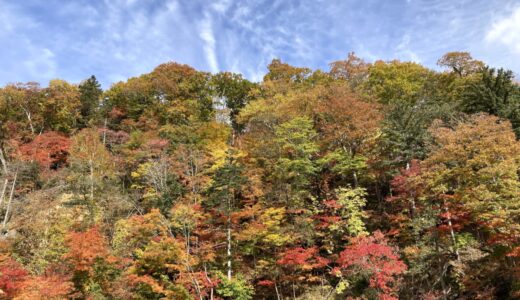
[99,129,130,146]
[64,227,110,272]
[507,246,520,258]
[18,131,70,170]
[314,215,342,229]
[338,231,407,300]
[17,273,73,299]
[0,257,28,298]
[323,199,342,209]
[108,107,126,120]
[386,160,422,203]
[257,280,275,287]
[178,271,219,298]
[277,246,330,270]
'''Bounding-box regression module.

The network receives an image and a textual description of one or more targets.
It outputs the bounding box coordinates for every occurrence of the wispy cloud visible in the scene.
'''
[0,0,518,87]
[198,12,219,73]
[23,48,57,79]
[485,6,520,54]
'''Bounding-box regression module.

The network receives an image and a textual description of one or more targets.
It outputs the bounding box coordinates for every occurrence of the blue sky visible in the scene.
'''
[0,0,519,88]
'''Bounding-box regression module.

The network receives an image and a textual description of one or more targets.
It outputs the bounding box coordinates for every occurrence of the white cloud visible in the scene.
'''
[396,34,421,63]
[198,13,219,73]
[23,48,57,80]
[212,0,231,14]
[1,0,519,87]
[485,6,520,53]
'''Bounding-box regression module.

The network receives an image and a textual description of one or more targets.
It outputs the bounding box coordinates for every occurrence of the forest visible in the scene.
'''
[0,51,518,299]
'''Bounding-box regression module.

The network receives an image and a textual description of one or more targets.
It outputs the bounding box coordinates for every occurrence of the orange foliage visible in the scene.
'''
[0,257,27,299]
[316,85,381,153]
[64,227,109,272]
[15,274,73,300]
[338,231,407,300]
[18,131,70,170]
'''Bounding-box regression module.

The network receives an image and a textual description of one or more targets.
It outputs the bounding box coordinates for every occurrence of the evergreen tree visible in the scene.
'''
[462,67,520,136]
[78,75,102,128]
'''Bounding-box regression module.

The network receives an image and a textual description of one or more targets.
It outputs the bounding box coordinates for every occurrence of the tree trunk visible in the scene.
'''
[444,204,460,261]
[275,283,281,300]
[227,220,232,280]
[89,159,94,202]
[0,179,8,209]
[204,264,214,300]
[102,117,107,146]
[0,148,8,175]
[21,107,35,135]
[89,158,96,223]
[226,189,233,280]
[2,172,17,231]
[434,233,449,300]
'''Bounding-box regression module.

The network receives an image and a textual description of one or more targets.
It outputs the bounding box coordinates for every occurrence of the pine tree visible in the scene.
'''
[78,75,102,128]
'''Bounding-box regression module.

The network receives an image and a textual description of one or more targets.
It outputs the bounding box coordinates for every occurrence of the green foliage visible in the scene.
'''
[336,187,368,237]
[365,60,432,104]
[319,150,367,177]
[216,272,254,300]
[79,75,102,128]
[380,98,458,169]
[43,79,82,133]
[212,72,256,133]
[273,117,319,207]
[206,149,248,212]
[462,66,520,136]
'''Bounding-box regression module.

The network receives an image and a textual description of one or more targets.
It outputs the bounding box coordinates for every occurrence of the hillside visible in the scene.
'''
[0,52,519,299]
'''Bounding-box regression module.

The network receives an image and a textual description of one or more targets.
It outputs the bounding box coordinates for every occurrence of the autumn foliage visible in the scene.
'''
[0,52,519,299]
[17,131,70,170]
[337,231,407,300]
[64,227,110,272]
[0,258,27,299]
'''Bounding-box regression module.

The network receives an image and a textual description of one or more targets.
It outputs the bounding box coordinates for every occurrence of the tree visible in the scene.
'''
[113,209,169,258]
[335,187,369,237]
[64,227,118,298]
[130,155,184,214]
[277,246,330,297]
[15,273,72,300]
[273,117,319,209]
[365,60,432,104]
[64,227,109,273]
[42,79,81,133]
[316,86,381,188]
[17,131,70,170]
[0,83,43,138]
[216,273,254,300]
[68,128,116,223]
[0,257,28,298]
[103,62,213,126]
[78,75,102,128]
[424,114,520,242]
[264,59,312,85]
[127,237,191,299]
[212,72,256,135]
[336,231,407,300]
[389,114,520,298]
[236,205,291,256]
[379,98,457,169]
[206,149,248,280]
[329,52,370,88]
[461,66,520,136]
[437,52,483,77]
